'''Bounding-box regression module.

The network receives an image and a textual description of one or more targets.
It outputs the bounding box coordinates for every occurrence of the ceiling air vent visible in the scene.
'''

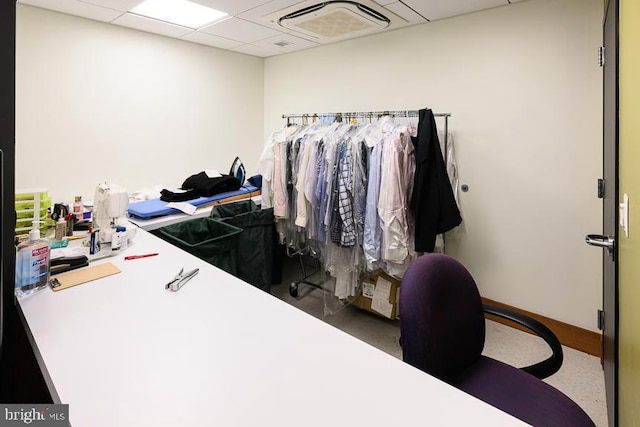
[266,0,402,41]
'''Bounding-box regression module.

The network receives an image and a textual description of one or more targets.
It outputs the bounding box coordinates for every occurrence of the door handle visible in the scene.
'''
[585,234,615,254]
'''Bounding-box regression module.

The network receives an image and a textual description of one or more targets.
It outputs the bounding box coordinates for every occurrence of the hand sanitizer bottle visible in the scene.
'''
[15,223,51,297]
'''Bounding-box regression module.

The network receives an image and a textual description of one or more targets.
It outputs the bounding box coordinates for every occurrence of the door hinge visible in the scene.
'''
[598,46,605,67]
[598,178,605,198]
[597,309,605,330]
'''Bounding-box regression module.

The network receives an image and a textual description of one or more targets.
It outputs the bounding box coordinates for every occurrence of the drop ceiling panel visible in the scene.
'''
[200,17,282,44]
[189,0,281,16]
[383,2,427,24]
[78,0,143,12]
[252,33,319,54]
[236,0,311,21]
[230,43,279,58]
[236,0,320,41]
[179,31,244,49]
[112,13,193,38]
[20,0,123,22]
[372,0,396,6]
[401,0,508,21]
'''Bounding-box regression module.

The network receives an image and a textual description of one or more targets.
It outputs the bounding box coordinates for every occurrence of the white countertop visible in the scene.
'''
[18,229,525,427]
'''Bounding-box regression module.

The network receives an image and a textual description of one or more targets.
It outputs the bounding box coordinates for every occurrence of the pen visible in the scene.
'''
[124,253,159,261]
[65,235,86,241]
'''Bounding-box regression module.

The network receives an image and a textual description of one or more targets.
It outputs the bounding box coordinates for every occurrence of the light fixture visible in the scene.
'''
[130,0,228,29]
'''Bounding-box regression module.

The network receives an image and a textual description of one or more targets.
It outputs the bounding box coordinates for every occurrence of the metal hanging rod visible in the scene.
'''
[282,109,452,168]
[282,110,451,120]
[282,110,451,148]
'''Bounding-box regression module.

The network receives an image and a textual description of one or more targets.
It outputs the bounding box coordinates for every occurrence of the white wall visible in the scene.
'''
[264,0,603,330]
[16,0,603,330]
[16,5,264,204]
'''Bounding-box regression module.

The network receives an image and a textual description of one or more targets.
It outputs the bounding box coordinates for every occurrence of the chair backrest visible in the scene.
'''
[400,253,485,381]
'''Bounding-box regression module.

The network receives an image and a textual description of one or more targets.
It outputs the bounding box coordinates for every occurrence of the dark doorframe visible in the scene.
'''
[0,0,17,403]
[601,0,619,425]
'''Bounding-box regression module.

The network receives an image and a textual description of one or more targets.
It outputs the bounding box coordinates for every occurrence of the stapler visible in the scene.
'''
[50,255,89,275]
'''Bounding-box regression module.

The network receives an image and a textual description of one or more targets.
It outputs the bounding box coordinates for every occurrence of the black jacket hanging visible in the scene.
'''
[410,108,462,252]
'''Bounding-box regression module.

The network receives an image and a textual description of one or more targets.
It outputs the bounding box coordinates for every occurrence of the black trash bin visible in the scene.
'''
[157,218,242,275]
[210,200,276,292]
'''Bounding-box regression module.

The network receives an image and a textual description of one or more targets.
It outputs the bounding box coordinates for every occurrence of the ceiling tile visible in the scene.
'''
[230,43,279,58]
[189,0,279,16]
[179,31,244,49]
[401,0,507,21]
[236,0,309,21]
[112,13,193,38]
[384,2,428,24]
[199,17,283,44]
[252,33,319,53]
[19,0,123,22]
[236,0,316,40]
[78,0,143,12]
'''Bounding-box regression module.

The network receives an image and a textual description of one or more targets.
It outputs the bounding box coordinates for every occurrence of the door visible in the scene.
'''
[617,0,640,423]
[585,0,618,425]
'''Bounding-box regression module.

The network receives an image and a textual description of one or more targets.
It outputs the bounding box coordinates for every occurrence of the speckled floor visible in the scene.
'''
[271,255,608,427]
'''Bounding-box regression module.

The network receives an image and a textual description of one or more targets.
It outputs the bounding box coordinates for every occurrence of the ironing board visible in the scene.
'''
[127,185,260,220]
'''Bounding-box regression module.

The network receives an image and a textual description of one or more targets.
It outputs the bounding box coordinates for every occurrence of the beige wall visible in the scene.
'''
[264,0,603,330]
[16,4,264,204]
[618,0,640,422]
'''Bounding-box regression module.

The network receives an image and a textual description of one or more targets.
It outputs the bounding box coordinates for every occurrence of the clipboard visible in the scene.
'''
[49,263,121,291]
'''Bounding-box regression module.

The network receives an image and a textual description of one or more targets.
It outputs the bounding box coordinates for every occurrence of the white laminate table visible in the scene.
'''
[18,229,525,426]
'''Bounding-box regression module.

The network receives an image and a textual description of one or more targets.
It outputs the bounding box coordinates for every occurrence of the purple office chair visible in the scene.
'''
[399,254,595,427]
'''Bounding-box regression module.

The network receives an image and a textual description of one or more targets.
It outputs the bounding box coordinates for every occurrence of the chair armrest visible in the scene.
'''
[483,304,563,379]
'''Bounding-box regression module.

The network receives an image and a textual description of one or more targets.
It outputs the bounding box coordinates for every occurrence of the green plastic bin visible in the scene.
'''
[157,218,242,275]
[210,200,276,292]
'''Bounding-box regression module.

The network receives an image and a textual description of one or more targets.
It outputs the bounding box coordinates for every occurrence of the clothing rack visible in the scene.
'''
[282,110,451,148]
[280,109,454,300]
[281,110,451,119]
[285,245,324,298]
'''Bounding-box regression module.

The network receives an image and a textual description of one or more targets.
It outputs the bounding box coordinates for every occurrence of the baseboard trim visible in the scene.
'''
[481,297,602,358]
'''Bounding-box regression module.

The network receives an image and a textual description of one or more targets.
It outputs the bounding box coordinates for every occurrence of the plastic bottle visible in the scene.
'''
[15,224,51,297]
[54,217,66,240]
[111,226,127,253]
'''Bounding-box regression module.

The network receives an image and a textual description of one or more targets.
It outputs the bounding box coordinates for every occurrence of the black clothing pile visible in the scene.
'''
[160,172,241,202]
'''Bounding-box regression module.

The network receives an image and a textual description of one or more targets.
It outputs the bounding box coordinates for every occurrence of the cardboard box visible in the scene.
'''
[352,270,401,319]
